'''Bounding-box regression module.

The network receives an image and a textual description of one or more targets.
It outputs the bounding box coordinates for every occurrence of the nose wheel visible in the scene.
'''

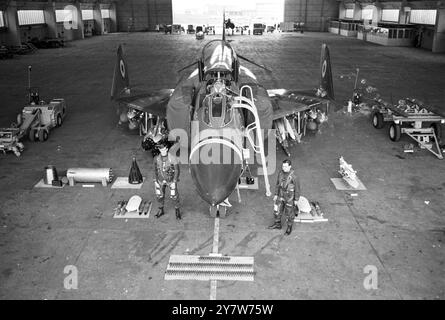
[209,205,227,218]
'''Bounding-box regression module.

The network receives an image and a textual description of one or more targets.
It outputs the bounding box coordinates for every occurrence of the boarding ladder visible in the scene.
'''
[232,85,271,196]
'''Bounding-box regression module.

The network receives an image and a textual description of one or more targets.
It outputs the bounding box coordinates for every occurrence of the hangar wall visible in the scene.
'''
[283,0,339,31]
[115,0,172,32]
[334,1,445,53]
[0,1,117,46]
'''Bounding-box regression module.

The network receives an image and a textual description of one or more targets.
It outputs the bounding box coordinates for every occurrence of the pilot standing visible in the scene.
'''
[153,139,181,220]
[268,159,301,235]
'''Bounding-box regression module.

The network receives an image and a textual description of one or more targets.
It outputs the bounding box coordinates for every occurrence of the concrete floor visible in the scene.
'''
[0,32,444,300]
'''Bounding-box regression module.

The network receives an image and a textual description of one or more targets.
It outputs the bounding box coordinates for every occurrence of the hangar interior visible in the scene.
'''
[0,0,444,300]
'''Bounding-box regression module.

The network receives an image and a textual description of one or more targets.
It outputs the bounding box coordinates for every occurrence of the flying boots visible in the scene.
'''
[268,221,282,230]
[175,207,182,220]
[155,207,165,218]
[284,224,293,236]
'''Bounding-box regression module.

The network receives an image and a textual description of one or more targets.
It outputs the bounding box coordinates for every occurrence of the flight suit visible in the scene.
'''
[273,169,301,227]
[154,153,180,209]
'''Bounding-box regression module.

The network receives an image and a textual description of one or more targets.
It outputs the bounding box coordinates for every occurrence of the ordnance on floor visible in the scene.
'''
[43,165,60,185]
[139,200,152,216]
[66,168,114,187]
[114,200,126,215]
[113,197,152,219]
[294,197,328,223]
[338,156,359,189]
[128,156,143,184]
[139,201,146,215]
[125,195,142,214]
[146,201,153,216]
[119,201,128,215]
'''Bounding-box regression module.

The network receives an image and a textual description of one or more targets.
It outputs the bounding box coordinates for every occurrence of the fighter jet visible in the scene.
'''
[111,19,334,216]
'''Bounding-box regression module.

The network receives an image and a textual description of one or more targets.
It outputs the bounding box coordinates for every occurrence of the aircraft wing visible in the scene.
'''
[115,89,174,116]
[268,43,336,121]
[111,45,174,117]
[268,89,329,120]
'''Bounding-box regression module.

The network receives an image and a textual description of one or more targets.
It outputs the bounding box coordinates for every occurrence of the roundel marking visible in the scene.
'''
[119,60,126,78]
[322,60,327,78]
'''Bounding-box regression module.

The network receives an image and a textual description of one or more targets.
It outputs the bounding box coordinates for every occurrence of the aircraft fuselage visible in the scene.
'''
[189,76,244,206]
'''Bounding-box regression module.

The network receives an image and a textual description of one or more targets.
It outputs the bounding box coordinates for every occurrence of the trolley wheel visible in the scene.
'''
[38,129,48,142]
[56,114,63,127]
[430,123,442,143]
[372,111,384,129]
[28,129,36,142]
[389,123,401,142]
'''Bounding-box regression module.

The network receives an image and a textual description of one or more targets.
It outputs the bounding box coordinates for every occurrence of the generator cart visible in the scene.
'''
[18,94,67,142]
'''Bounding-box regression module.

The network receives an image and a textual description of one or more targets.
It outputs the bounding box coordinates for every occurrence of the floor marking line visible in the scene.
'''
[210,217,220,300]
[344,194,404,299]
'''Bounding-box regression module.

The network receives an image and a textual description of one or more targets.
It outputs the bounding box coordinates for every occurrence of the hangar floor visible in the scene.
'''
[0,32,444,300]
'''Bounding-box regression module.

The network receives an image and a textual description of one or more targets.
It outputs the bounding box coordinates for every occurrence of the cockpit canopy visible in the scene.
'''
[201,40,236,75]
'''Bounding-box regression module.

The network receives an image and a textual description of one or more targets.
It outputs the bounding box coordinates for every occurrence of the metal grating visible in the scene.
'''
[165,255,254,281]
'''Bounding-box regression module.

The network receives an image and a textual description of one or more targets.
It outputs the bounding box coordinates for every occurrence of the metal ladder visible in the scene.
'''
[231,85,271,196]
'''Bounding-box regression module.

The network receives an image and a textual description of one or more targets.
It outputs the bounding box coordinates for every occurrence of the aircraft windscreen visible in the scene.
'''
[202,41,235,74]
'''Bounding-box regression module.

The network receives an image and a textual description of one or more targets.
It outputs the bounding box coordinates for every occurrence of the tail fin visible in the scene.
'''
[111,44,130,100]
[319,43,334,100]
[222,10,226,41]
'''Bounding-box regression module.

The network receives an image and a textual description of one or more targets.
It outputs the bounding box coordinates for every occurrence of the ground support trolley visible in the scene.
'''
[371,98,445,159]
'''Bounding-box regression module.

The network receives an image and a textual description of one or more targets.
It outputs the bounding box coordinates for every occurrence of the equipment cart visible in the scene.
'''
[0,128,24,157]
[371,98,445,159]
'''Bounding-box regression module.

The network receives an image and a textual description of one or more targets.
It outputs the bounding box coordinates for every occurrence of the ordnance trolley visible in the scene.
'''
[371,98,445,159]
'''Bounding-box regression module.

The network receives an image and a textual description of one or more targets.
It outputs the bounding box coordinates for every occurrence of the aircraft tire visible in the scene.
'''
[29,129,36,142]
[56,114,63,127]
[38,129,48,142]
[389,123,401,142]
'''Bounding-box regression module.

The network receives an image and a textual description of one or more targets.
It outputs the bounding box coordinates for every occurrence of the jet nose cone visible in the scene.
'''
[190,162,241,206]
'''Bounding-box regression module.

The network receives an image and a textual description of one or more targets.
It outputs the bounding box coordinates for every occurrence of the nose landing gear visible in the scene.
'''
[209,205,227,218]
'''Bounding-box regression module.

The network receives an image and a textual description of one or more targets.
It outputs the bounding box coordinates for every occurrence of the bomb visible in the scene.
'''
[128,156,143,184]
